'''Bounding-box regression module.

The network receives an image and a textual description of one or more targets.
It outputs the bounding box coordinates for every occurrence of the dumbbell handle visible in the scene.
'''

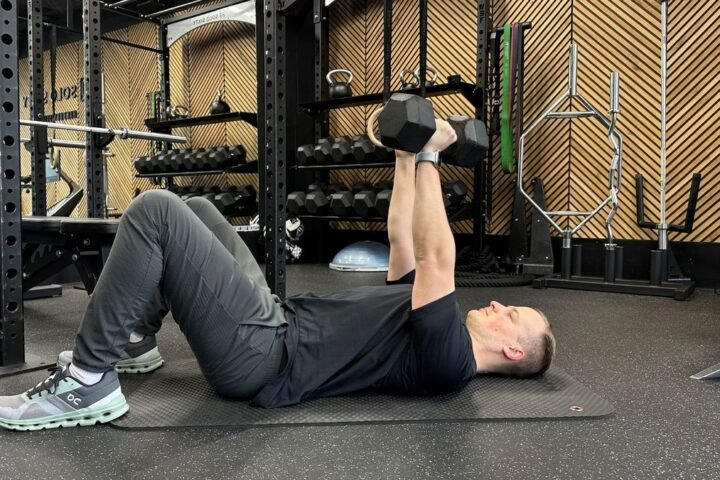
[366,107,386,148]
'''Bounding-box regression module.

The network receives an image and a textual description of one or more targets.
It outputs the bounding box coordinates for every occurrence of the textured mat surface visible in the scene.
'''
[111,358,613,429]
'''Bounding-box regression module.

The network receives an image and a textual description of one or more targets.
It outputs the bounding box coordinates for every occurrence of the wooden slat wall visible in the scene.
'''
[327,0,719,243]
[17,0,719,243]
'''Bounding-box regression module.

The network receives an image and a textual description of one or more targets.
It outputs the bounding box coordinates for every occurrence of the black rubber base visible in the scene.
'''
[533,274,695,301]
[0,353,54,378]
[111,359,614,430]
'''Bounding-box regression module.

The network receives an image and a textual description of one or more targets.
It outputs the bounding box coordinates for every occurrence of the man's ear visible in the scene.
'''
[502,345,525,362]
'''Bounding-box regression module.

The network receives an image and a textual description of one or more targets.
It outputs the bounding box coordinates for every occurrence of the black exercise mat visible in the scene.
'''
[111,359,614,430]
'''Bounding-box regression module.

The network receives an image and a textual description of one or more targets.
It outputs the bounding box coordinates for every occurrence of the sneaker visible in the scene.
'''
[57,335,164,374]
[0,366,128,431]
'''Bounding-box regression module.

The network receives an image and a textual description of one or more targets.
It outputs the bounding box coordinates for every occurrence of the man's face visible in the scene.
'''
[466,301,546,344]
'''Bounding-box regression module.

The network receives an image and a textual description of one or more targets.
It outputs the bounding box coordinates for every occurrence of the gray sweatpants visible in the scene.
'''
[72,190,287,398]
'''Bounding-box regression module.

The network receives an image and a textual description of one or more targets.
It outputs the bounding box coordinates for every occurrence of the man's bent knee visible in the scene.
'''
[185,196,222,220]
[126,189,184,220]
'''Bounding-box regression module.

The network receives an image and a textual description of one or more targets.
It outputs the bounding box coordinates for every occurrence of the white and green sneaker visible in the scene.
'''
[0,366,128,431]
[57,335,164,374]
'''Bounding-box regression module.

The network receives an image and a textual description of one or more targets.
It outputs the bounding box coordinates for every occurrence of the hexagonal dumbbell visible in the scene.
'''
[352,135,393,163]
[329,190,353,216]
[226,145,247,165]
[313,138,333,164]
[296,144,315,165]
[206,147,229,169]
[376,189,392,218]
[287,191,307,215]
[331,136,360,164]
[442,181,468,207]
[169,149,193,172]
[305,183,346,215]
[376,93,436,153]
[353,190,378,218]
[133,155,152,174]
[235,185,257,215]
[442,116,489,168]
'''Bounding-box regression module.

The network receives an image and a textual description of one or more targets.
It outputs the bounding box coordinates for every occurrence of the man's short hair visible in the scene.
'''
[501,309,555,378]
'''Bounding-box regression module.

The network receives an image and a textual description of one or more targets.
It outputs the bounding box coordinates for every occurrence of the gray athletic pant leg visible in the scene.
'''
[72,190,287,398]
[132,196,273,336]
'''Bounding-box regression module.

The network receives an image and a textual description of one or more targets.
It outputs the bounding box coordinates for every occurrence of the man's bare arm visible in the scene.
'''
[411,120,457,309]
[387,151,416,281]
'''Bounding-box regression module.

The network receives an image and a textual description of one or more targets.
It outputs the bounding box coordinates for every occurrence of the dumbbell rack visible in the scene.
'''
[292,82,482,225]
[143,111,259,181]
[135,163,259,178]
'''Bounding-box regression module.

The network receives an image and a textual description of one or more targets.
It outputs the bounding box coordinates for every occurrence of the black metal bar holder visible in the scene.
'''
[536,5,700,301]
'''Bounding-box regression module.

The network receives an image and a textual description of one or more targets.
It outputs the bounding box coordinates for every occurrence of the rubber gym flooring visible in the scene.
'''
[0,264,718,479]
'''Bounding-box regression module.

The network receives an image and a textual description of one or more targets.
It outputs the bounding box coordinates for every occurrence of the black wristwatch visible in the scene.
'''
[415,151,442,169]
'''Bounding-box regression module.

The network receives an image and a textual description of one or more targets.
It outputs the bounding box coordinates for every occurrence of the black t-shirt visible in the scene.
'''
[252,272,476,408]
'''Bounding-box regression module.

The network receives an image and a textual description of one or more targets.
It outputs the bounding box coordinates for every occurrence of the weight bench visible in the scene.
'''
[22,217,119,296]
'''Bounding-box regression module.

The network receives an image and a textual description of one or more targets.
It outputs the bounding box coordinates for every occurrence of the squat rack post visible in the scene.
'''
[83,0,106,218]
[261,0,288,299]
[27,0,48,216]
[0,0,26,368]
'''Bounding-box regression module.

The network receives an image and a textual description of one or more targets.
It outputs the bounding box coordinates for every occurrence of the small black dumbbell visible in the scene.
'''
[376,189,392,218]
[442,116,489,168]
[226,146,247,165]
[133,155,152,174]
[330,190,353,216]
[206,147,229,169]
[353,190,378,218]
[211,186,237,212]
[305,183,346,215]
[169,149,193,172]
[296,145,315,165]
[331,136,356,164]
[287,191,307,215]
[352,136,394,163]
[235,185,257,214]
[442,181,468,207]
[313,138,333,164]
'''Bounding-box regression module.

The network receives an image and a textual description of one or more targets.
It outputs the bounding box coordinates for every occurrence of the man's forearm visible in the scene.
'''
[413,163,454,265]
[387,151,415,245]
[386,151,416,278]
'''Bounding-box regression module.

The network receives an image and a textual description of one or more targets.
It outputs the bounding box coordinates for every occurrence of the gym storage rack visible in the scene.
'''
[267,0,491,294]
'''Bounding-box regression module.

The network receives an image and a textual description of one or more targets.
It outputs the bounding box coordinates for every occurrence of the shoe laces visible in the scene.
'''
[26,366,67,399]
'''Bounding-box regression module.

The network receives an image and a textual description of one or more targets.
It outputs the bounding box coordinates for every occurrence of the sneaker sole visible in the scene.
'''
[57,347,164,375]
[0,394,129,432]
[115,355,164,374]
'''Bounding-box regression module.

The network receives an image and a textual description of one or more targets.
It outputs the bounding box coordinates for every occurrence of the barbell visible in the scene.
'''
[21,119,186,143]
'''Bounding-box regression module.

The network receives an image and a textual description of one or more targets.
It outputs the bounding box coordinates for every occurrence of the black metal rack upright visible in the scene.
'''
[1,0,24,369]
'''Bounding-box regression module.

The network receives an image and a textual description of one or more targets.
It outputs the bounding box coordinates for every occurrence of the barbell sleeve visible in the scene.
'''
[20,119,187,143]
[21,137,87,149]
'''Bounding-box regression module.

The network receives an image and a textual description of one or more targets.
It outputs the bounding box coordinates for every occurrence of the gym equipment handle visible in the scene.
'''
[568,44,578,96]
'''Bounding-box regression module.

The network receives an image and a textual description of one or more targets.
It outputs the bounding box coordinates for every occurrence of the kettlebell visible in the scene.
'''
[399,69,420,91]
[209,90,231,115]
[327,69,353,99]
[414,66,438,87]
